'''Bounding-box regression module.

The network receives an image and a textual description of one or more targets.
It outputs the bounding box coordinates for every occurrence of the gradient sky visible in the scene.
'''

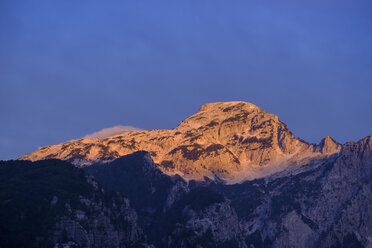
[1,0,371,160]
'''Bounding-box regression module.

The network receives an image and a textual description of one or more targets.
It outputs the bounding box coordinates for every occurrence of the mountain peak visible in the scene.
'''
[19,101,341,181]
[176,101,273,131]
[316,136,341,154]
[198,101,258,112]
[341,135,372,161]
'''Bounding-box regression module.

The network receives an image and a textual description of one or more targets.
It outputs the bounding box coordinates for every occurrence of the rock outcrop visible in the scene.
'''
[167,199,246,248]
[315,136,342,154]
[51,194,144,248]
[20,101,341,181]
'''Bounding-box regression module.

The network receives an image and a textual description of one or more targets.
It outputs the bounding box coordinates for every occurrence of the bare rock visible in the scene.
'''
[20,101,338,181]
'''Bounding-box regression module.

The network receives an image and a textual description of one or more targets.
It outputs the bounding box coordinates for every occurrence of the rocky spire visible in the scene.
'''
[315,136,342,154]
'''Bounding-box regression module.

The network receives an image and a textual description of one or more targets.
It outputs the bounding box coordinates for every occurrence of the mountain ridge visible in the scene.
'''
[20,101,349,181]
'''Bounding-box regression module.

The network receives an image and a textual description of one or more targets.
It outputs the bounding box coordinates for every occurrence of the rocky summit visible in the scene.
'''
[20,101,342,181]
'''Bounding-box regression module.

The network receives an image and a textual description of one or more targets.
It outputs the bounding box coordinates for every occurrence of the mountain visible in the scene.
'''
[19,101,341,181]
[13,101,372,247]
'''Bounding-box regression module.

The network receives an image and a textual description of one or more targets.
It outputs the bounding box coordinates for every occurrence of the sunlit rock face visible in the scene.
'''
[315,136,342,154]
[19,101,341,181]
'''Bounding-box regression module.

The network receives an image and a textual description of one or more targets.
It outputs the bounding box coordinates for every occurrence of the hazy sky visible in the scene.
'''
[1,0,371,160]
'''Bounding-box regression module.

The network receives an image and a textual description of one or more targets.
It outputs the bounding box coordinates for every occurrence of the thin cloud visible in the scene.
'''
[83,126,142,139]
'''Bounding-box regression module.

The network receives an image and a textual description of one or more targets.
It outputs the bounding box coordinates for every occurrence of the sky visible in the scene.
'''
[0,0,371,160]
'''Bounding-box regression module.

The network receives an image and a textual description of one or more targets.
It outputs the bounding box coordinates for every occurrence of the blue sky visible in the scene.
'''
[1,0,371,159]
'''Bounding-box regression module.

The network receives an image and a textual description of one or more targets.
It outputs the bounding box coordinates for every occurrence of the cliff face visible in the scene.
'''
[19,101,340,181]
[51,193,144,248]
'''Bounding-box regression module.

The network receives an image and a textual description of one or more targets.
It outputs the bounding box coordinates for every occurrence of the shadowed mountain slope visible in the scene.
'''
[0,159,147,248]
